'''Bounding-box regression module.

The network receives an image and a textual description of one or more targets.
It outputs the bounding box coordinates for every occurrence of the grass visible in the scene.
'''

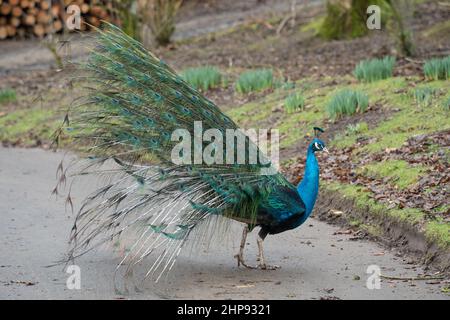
[0,107,58,145]
[181,66,222,91]
[353,56,395,83]
[284,93,305,113]
[422,20,450,39]
[346,122,369,135]
[412,87,436,107]
[235,69,273,94]
[351,80,449,154]
[326,89,369,120]
[358,159,425,190]
[444,95,450,111]
[423,56,450,80]
[426,219,450,249]
[333,122,369,149]
[0,89,17,105]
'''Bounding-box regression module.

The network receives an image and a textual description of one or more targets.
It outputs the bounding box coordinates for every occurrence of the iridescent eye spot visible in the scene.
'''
[150,138,159,148]
[145,117,155,127]
[152,92,163,102]
[163,112,176,122]
[161,131,171,141]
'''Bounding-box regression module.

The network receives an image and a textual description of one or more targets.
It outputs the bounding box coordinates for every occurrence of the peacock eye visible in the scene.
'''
[314,142,320,149]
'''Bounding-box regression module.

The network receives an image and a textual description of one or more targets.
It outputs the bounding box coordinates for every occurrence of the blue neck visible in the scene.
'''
[297,146,320,216]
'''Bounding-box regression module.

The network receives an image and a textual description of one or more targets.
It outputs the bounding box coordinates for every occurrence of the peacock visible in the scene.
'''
[54,23,328,281]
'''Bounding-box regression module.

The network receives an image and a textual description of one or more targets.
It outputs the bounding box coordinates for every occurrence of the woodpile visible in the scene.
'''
[0,0,113,39]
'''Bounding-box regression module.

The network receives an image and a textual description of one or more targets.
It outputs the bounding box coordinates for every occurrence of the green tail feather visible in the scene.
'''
[57,22,291,280]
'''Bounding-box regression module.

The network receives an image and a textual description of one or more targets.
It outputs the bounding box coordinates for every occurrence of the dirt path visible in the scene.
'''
[0,147,448,300]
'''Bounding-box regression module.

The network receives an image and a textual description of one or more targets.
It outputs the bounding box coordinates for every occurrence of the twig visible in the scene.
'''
[276,14,292,35]
[380,274,445,281]
[276,0,298,35]
[405,57,424,64]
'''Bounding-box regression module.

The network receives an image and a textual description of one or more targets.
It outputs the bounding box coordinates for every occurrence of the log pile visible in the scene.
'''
[0,0,112,39]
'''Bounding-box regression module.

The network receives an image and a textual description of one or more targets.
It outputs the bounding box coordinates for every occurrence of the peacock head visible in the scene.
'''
[309,127,328,153]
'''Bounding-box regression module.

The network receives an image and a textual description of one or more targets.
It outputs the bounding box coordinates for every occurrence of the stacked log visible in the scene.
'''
[0,0,112,39]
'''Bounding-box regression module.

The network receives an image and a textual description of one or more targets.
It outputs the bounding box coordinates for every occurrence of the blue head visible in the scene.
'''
[309,138,328,154]
[308,127,328,154]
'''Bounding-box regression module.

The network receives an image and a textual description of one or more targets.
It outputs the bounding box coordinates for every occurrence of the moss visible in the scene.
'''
[325,180,450,251]
[349,218,362,227]
[300,16,325,35]
[432,204,450,216]
[359,159,425,190]
[333,122,369,148]
[425,219,450,249]
[324,182,424,226]
[362,105,449,153]
[318,0,390,40]
[0,108,59,145]
[388,208,424,225]
[360,223,383,237]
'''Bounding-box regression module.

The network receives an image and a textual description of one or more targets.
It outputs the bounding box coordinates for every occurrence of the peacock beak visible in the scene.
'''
[323,147,329,154]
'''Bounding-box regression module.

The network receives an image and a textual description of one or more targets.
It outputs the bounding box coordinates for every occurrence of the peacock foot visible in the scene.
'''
[234,253,257,269]
[256,255,280,270]
[257,263,280,270]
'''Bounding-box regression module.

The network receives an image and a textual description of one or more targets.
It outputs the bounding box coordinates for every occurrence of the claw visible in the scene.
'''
[234,253,256,269]
[258,263,280,270]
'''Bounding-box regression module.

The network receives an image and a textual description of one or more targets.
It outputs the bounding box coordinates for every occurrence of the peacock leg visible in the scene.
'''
[256,230,280,270]
[234,225,256,269]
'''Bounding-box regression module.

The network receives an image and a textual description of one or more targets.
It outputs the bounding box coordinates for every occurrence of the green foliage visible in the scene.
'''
[423,56,450,80]
[139,0,182,46]
[412,87,436,107]
[346,122,369,135]
[111,0,140,41]
[326,89,369,119]
[354,56,396,82]
[181,66,222,91]
[444,96,450,111]
[284,93,305,113]
[235,69,273,94]
[0,88,17,105]
[280,81,296,90]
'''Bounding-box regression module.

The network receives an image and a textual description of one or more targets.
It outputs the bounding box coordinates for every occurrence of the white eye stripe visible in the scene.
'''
[314,142,320,149]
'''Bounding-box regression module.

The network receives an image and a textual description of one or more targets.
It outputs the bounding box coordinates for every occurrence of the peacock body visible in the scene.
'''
[55,23,327,280]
